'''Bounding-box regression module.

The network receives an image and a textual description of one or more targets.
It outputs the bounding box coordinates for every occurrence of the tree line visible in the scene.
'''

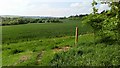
[1,14,88,26]
[1,17,63,26]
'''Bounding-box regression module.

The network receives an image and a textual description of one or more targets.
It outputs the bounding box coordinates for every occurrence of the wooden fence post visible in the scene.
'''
[75,27,78,45]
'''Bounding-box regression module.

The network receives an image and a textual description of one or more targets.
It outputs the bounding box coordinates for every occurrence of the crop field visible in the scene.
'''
[2,19,120,66]
[2,19,93,44]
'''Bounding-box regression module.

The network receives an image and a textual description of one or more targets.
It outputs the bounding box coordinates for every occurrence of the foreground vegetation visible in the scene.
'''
[3,34,120,66]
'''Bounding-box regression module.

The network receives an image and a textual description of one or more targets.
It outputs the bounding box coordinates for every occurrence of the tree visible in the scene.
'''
[92,0,98,14]
[84,0,120,44]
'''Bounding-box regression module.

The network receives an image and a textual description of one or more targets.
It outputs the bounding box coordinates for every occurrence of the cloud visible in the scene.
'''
[0,0,30,15]
[24,0,92,2]
[24,2,93,17]
[22,4,71,17]
[98,4,110,13]
[70,3,82,8]
[0,0,29,10]
[0,0,110,17]
[70,2,93,14]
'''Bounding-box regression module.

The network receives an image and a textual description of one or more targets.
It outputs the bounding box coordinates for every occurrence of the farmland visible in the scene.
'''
[2,19,93,44]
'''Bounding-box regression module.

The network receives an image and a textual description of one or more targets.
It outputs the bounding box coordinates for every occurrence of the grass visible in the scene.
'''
[2,34,120,66]
[2,36,75,66]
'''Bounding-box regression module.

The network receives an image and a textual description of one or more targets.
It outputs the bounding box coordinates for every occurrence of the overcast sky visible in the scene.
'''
[0,0,110,17]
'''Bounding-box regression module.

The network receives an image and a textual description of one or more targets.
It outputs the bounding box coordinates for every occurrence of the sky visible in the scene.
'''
[0,0,110,17]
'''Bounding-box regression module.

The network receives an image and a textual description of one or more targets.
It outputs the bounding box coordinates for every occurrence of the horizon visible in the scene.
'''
[0,13,89,17]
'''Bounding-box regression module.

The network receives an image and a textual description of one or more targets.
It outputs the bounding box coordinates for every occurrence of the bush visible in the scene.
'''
[83,13,119,44]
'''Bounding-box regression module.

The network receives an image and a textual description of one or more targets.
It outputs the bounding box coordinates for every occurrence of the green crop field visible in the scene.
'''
[2,19,93,44]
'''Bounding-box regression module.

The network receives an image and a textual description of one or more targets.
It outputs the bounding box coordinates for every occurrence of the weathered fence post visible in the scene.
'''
[75,27,78,45]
